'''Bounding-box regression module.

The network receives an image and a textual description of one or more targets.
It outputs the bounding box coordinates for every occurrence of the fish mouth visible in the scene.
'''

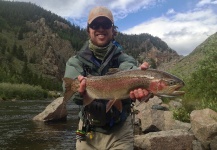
[156,84,185,97]
[157,91,185,98]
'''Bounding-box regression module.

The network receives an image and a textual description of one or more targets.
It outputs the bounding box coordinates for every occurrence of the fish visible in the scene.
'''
[63,69,185,112]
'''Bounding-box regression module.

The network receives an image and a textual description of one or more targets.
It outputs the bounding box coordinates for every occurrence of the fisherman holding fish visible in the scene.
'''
[63,6,153,150]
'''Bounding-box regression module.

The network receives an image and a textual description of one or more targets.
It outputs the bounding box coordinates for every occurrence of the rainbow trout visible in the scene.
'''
[63,69,185,112]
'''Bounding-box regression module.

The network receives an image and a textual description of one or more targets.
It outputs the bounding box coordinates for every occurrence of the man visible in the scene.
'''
[63,6,150,150]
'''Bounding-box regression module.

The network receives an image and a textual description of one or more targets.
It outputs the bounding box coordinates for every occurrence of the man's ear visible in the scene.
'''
[112,26,118,36]
[86,26,90,33]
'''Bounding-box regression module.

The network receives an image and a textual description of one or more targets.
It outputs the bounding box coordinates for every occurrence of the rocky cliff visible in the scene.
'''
[22,18,75,79]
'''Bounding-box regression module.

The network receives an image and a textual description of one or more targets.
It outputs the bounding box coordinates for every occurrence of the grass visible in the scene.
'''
[0,82,49,100]
[172,96,217,123]
[198,99,217,112]
[172,107,190,123]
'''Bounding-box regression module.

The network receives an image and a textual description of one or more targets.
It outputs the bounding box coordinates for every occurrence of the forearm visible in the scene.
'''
[63,56,84,104]
[118,53,138,70]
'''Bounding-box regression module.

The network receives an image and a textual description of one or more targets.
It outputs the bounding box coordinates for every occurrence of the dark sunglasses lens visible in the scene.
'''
[89,24,99,30]
[89,22,112,30]
[103,23,112,29]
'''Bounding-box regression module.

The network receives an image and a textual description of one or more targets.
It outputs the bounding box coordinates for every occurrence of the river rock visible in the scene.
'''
[173,120,191,131]
[135,96,162,112]
[135,96,162,133]
[139,109,164,133]
[33,97,67,122]
[134,129,195,150]
[190,108,217,149]
[210,136,217,150]
[192,140,204,150]
[138,109,191,133]
[168,100,183,109]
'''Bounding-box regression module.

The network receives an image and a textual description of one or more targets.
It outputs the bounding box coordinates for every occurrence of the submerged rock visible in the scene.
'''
[33,97,67,122]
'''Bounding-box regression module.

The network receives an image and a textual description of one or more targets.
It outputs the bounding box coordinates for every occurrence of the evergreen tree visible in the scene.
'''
[29,52,37,63]
[1,45,6,54]
[12,43,17,56]
[18,28,24,40]
[17,45,27,61]
[21,61,33,84]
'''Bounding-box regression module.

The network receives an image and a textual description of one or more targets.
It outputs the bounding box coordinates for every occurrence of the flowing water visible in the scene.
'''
[0,99,80,150]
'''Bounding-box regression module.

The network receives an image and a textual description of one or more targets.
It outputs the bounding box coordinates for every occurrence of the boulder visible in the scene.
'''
[192,140,204,150]
[135,96,162,113]
[134,96,161,133]
[134,129,195,150]
[210,136,217,150]
[169,100,183,109]
[173,120,191,131]
[33,97,67,122]
[139,109,191,133]
[163,111,176,130]
[190,108,217,149]
[139,109,164,133]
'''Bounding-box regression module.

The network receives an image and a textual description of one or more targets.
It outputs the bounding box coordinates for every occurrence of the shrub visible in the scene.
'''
[0,82,48,100]
[173,107,190,123]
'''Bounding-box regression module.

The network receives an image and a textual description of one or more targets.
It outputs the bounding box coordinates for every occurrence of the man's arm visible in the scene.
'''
[63,56,84,105]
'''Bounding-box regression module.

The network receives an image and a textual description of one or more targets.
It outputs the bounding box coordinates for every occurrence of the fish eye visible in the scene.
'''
[168,80,176,85]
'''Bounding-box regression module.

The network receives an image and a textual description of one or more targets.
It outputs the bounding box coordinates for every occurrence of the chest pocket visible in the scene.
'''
[82,52,121,76]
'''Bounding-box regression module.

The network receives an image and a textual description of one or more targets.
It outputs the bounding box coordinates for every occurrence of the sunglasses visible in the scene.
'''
[88,21,113,30]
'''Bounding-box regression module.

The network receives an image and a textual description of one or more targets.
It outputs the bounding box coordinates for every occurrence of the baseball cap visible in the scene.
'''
[88,6,114,24]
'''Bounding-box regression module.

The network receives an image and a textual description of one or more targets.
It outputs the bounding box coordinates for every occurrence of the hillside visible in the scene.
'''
[158,32,217,79]
[0,0,181,90]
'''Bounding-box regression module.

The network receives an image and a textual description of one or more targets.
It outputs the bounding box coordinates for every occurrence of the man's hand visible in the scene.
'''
[78,75,86,94]
[130,62,150,101]
[130,88,149,100]
[139,61,149,70]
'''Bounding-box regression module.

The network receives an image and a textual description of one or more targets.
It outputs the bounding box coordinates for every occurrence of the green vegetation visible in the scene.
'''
[0,83,48,100]
[172,40,217,122]
[0,1,65,100]
[116,33,175,60]
[173,107,190,123]
[0,43,62,90]
[185,49,217,101]
[0,0,87,51]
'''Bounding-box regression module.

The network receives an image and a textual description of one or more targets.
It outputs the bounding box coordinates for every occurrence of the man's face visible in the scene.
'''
[88,17,113,47]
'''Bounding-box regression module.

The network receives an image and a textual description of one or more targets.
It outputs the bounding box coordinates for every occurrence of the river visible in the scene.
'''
[0,99,80,150]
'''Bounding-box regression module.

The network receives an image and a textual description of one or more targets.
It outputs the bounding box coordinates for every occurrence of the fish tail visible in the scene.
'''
[62,77,80,103]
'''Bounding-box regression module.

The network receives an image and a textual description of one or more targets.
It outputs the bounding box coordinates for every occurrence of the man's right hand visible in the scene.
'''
[78,75,86,94]
[130,62,150,102]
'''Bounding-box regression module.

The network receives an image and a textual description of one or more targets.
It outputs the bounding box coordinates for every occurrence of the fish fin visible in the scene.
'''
[63,77,94,106]
[113,100,123,112]
[106,100,116,113]
[63,78,73,92]
[83,94,94,106]
[62,77,79,103]
[106,68,120,75]
[63,91,75,104]
[86,74,93,78]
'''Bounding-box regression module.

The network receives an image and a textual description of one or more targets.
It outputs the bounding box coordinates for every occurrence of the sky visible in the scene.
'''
[6,0,217,56]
